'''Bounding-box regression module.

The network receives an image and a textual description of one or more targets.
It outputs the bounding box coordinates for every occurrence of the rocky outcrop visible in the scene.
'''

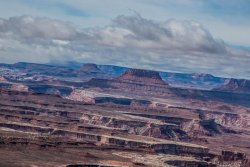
[199,112,250,129]
[182,118,239,138]
[83,69,169,95]
[118,69,167,85]
[79,113,184,140]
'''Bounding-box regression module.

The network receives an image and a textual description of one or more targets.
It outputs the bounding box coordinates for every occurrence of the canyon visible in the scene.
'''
[0,62,249,167]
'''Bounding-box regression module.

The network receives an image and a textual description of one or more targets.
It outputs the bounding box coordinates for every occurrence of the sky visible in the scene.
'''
[0,0,250,79]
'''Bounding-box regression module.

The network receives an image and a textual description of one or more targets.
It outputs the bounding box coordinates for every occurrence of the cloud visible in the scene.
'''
[1,0,250,47]
[0,14,250,79]
[0,16,78,40]
[94,14,226,54]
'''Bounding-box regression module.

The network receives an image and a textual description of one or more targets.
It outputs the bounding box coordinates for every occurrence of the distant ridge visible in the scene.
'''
[216,78,250,93]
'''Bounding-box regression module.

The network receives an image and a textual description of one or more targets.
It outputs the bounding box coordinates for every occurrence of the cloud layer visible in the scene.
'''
[95,14,226,53]
[0,14,250,79]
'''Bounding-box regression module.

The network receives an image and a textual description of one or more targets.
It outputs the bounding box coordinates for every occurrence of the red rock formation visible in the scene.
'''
[118,69,167,85]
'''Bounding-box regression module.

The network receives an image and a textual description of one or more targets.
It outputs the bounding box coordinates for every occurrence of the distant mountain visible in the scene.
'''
[0,61,240,90]
[215,78,250,93]
[10,62,77,77]
[160,72,225,90]
[49,61,127,76]
[12,62,54,70]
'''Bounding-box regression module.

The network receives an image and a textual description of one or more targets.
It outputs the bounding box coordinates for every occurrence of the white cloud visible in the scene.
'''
[0,16,78,40]
[92,14,226,54]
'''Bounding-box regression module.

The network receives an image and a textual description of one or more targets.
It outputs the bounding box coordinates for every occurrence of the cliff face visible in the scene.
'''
[118,69,167,85]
